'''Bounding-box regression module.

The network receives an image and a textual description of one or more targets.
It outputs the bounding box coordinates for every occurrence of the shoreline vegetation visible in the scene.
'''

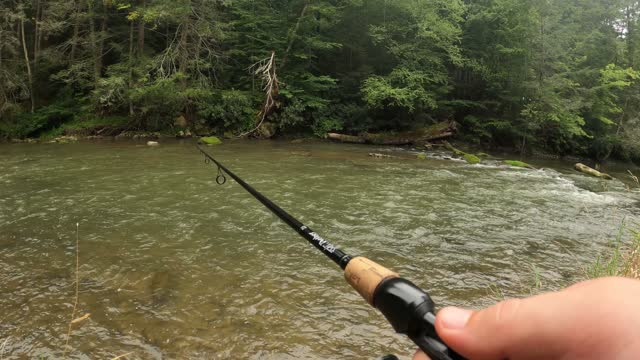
[588,225,640,280]
[2,1,640,164]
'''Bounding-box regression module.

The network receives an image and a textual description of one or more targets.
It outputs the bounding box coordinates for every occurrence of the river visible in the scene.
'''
[1,140,639,359]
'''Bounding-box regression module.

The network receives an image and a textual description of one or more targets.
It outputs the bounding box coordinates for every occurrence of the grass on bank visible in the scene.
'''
[587,224,640,280]
[591,171,640,280]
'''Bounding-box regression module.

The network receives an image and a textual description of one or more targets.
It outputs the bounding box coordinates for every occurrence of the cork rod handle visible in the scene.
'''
[344,256,399,305]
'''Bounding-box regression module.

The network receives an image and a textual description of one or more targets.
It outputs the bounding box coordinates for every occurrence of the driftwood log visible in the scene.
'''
[327,121,457,146]
[575,163,613,180]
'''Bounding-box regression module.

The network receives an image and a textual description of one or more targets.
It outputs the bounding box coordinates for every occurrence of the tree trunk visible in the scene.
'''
[538,14,545,85]
[70,0,81,61]
[128,20,134,116]
[33,0,42,67]
[327,122,458,145]
[96,5,108,80]
[327,133,366,144]
[137,0,145,56]
[20,18,35,113]
[0,24,3,67]
[281,2,309,68]
[89,7,99,83]
[178,7,192,122]
[178,16,190,88]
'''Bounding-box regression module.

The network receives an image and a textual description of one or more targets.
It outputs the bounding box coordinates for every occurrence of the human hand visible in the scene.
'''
[413,277,640,360]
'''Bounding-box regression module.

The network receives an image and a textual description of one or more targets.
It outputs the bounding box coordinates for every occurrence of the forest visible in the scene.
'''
[1,0,640,162]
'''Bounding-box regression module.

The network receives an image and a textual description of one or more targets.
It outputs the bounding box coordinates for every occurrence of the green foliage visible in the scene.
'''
[129,77,189,130]
[362,0,464,119]
[1,0,640,161]
[312,116,343,137]
[362,71,437,112]
[197,90,257,132]
[272,74,342,136]
[5,103,75,138]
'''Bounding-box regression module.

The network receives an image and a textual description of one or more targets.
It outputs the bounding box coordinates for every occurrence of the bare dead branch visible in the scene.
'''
[238,51,280,138]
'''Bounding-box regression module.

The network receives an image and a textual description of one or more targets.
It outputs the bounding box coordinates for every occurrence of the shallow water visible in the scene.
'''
[1,140,639,359]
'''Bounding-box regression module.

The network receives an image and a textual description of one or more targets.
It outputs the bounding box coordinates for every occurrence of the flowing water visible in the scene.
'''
[1,140,639,359]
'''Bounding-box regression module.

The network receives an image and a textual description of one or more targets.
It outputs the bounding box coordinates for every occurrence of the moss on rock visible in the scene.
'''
[504,160,535,169]
[417,153,427,160]
[464,153,481,164]
[199,136,222,145]
[444,141,482,164]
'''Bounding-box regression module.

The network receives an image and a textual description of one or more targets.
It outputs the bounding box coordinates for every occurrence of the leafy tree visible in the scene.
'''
[361,0,465,129]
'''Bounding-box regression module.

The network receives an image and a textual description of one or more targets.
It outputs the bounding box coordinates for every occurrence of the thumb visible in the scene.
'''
[434,277,640,360]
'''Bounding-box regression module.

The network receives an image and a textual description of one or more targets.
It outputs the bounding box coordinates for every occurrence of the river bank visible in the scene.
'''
[4,131,635,174]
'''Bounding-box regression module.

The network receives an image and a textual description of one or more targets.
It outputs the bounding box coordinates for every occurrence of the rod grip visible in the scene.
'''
[344,257,468,360]
[344,256,399,305]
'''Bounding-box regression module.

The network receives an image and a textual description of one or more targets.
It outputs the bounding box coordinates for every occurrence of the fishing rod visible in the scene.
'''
[198,145,466,360]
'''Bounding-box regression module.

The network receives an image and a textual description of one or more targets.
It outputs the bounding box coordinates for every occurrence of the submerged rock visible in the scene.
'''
[417,153,427,160]
[199,136,222,145]
[369,153,393,159]
[147,141,159,146]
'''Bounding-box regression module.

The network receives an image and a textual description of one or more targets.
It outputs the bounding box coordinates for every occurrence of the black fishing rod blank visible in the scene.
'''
[198,146,466,360]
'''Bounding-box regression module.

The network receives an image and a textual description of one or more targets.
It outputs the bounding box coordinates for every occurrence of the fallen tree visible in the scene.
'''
[575,163,613,180]
[327,121,457,145]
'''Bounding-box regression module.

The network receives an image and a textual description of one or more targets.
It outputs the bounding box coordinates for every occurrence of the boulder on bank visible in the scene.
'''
[176,129,192,138]
[575,163,613,180]
[199,136,222,145]
[174,115,188,128]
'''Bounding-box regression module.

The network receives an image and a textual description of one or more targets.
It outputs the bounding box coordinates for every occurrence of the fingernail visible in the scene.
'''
[439,307,472,330]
